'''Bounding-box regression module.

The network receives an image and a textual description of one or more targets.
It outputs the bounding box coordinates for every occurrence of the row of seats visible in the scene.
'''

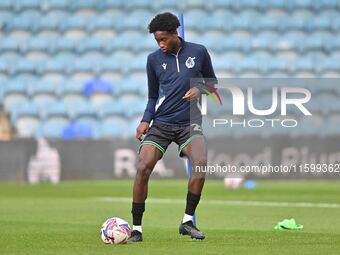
[2,34,340,54]
[21,118,139,138]
[3,13,340,33]
[1,56,340,75]
[0,0,339,12]
[16,114,340,138]
[0,79,147,101]
[5,97,145,120]
[6,91,340,136]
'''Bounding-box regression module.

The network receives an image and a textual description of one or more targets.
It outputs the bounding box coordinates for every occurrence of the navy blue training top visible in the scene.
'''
[141,37,217,126]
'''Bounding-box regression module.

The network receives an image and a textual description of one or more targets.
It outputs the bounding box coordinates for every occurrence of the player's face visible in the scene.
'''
[154,31,178,54]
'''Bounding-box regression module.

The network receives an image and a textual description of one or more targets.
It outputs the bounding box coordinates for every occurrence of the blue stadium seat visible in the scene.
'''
[185,9,207,32]
[70,0,98,11]
[69,102,97,120]
[16,117,40,138]
[39,59,66,74]
[0,37,19,52]
[70,59,96,74]
[312,0,338,12]
[308,16,331,32]
[280,16,307,32]
[35,120,68,138]
[83,80,113,97]
[265,58,289,74]
[288,0,314,11]
[59,82,87,107]
[11,59,39,75]
[291,58,314,73]
[316,58,340,73]
[250,37,273,53]
[41,0,69,11]
[28,82,58,108]
[303,36,324,52]
[208,0,233,10]
[41,102,69,121]
[120,10,152,31]
[119,95,145,118]
[152,0,178,10]
[233,0,262,11]
[118,78,144,95]
[128,54,147,72]
[100,57,127,74]
[258,16,280,31]
[220,36,250,53]
[98,101,124,119]
[258,0,288,11]
[331,16,340,31]
[99,117,132,137]
[77,37,108,53]
[281,33,304,53]
[60,16,89,32]
[88,14,115,32]
[75,117,99,130]
[85,80,114,108]
[5,13,39,32]
[35,15,63,32]
[178,0,206,10]
[101,0,125,9]
[0,60,10,74]
[239,58,261,73]
[213,56,239,73]
[0,0,12,9]
[14,0,41,12]
[11,101,40,124]
[134,36,157,52]
[62,122,94,139]
[231,13,260,32]
[21,37,52,54]
[3,81,29,111]
[54,38,77,53]
[203,15,229,32]
[110,32,143,51]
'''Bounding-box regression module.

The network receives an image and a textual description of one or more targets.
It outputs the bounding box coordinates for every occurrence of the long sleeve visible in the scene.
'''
[141,55,159,123]
[196,48,218,94]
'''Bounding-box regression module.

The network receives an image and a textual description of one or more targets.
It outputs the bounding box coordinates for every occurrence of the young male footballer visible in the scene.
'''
[129,12,217,242]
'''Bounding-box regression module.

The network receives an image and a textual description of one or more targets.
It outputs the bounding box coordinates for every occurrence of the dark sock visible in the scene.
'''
[131,202,145,226]
[185,191,201,216]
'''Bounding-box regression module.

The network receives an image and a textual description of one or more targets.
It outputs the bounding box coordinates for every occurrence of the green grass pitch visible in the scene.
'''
[0,180,339,255]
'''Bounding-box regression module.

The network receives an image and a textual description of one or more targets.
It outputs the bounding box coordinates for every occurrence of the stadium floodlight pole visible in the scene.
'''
[178,13,197,226]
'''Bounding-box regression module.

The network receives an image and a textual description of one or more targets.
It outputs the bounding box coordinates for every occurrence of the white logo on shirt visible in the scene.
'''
[162,63,167,70]
[185,57,196,69]
[191,123,202,132]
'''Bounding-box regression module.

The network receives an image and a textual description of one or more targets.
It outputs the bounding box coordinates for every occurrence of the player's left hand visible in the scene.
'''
[182,87,200,101]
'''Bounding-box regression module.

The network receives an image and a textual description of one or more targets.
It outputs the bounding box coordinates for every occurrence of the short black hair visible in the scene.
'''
[148,12,180,33]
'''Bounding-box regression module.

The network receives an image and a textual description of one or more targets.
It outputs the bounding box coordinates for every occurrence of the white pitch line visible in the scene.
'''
[96,197,340,209]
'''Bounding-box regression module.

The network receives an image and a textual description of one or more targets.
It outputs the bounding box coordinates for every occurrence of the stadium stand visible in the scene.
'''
[0,0,340,138]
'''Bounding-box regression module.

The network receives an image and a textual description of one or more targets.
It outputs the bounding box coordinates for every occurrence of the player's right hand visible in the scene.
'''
[136,122,150,141]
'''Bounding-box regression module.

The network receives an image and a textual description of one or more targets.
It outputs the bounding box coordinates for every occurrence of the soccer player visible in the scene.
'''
[128,12,217,242]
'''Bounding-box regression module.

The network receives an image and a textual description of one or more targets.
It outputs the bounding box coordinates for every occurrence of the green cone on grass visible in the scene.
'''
[275,218,303,230]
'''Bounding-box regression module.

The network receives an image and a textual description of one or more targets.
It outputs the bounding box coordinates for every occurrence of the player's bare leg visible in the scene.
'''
[129,144,162,242]
[133,145,162,202]
[179,136,207,240]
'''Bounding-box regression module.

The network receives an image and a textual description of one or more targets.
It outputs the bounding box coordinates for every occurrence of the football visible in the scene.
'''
[100,217,131,244]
